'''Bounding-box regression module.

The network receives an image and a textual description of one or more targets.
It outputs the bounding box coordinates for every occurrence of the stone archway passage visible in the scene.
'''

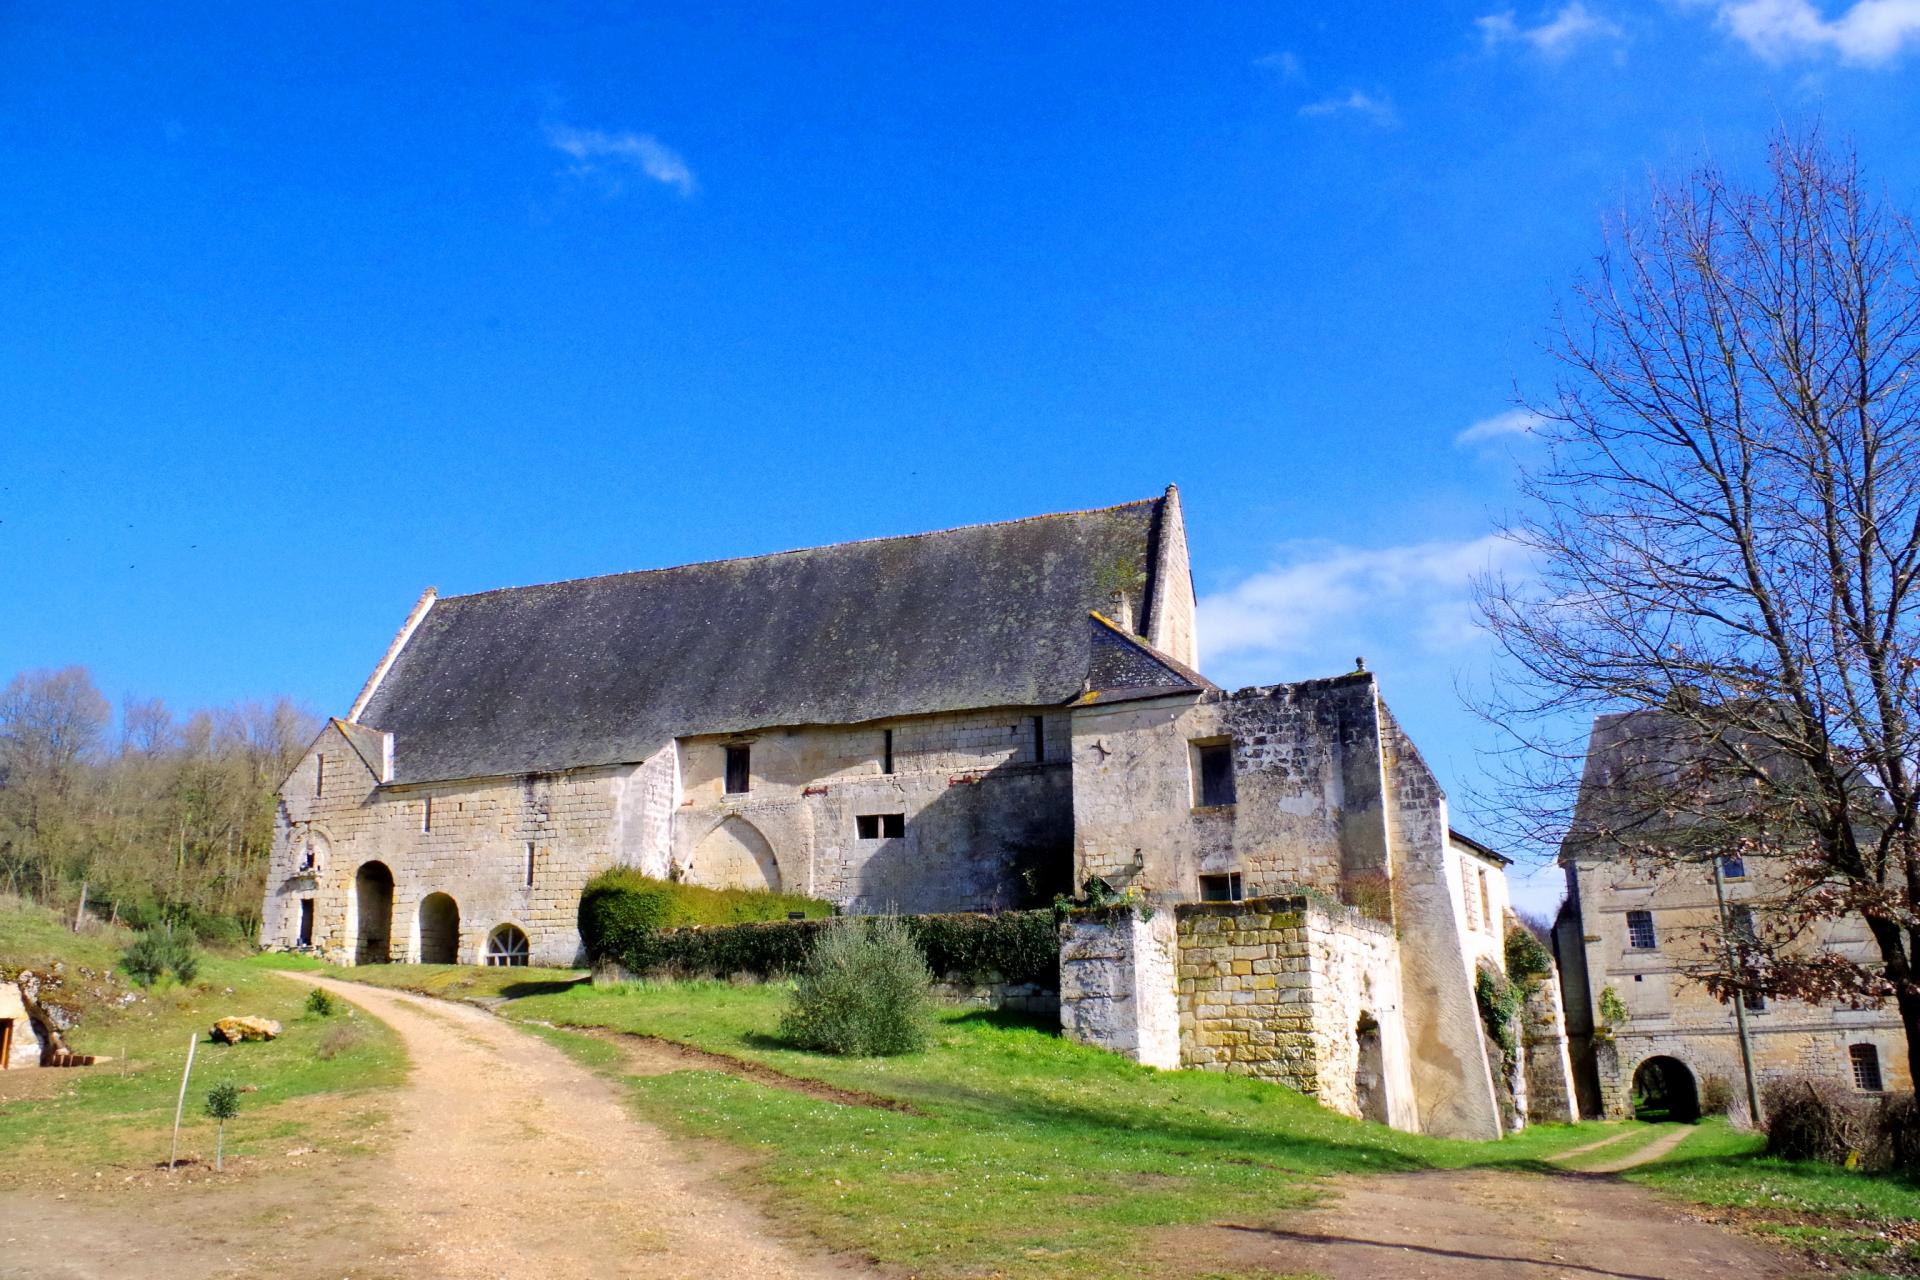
[1631,1055,1701,1123]
[355,862,395,965]
[418,893,459,964]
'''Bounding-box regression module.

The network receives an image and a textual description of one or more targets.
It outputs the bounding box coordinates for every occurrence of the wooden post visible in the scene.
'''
[169,1033,198,1170]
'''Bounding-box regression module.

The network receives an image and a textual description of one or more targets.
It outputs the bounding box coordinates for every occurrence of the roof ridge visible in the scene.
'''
[436,495,1166,602]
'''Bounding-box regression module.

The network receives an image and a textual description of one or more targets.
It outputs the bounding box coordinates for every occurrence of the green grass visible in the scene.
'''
[486,978,1605,1277]
[241,954,586,1001]
[1624,1119,1920,1277]
[0,899,406,1177]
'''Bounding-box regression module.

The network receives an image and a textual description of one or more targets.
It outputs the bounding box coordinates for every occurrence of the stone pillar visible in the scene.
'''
[1522,973,1581,1124]
[1059,910,1180,1069]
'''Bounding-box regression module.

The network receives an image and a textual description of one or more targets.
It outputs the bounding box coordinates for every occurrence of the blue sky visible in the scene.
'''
[4,2,1919,908]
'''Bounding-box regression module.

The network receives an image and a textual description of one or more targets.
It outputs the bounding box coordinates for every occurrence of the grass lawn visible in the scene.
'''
[0,899,405,1179]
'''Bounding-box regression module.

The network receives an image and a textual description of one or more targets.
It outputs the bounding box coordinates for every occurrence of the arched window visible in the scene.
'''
[484,924,530,967]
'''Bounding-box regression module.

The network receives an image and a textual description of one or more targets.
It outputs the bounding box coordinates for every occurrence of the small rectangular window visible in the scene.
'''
[297,897,315,947]
[315,755,325,797]
[1851,1043,1884,1091]
[856,813,904,839]
[1031,715,1046,763]
[1720,853,1746,880]
[525,842,536,887]
[1729,904,1757,941]
[882,728,895,775]
[1743,989,1767,1013]
[1626,910,1657,950]
[1193,742,1236,807]
[422,795,433,834]
[1199,872,1243,902]
[724,745,751,794]
[1478,869,1492,933]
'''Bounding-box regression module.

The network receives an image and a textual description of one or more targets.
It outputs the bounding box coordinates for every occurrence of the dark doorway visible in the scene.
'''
[1355,1012,1388,1124]
[1631,1055,1700,1123]
[297,897,315,947]
[418,892,459,964]
[354,861,395,965]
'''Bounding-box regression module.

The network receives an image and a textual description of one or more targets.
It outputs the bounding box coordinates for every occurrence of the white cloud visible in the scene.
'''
[1716,0,1920,63]
[1297,90,1400,127]
[1477,3,1623,55]
[1455,408,1546,446]
[546,124,697,197]
[1197,536,1523,686]
[1254,50,1305,80]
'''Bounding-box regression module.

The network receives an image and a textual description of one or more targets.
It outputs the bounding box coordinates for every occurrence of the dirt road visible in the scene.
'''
[2,974,861,1280]
[1166,1165,1806,1280]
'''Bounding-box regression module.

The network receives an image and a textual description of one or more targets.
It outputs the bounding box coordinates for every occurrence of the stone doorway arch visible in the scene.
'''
[687,816,782,891]
[418,892,460,964]
[1631,1055,1700,1123]
[354,861,395,965]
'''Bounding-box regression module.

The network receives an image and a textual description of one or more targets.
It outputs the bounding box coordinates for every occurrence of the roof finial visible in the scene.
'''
[1354,656,1367,673]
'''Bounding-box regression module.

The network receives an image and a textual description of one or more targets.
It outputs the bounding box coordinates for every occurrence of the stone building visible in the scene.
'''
[1554,711,1913,1118]
[264,488,1567,1139]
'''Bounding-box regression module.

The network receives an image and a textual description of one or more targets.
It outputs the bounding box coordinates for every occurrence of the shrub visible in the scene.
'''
[1504,925,1553,983]
[1763,1074,1875,1165]
[598,909,1061,987]
[780,915,932,1056]
[1700,1073,1735,1117]
[121,925,200,987]
[1878,1092,1920,1173]
[1475,966,1522,1053]
[577,869,833,961]
[305,987,337,1018]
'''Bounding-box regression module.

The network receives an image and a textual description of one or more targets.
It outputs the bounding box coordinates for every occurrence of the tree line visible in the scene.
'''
[0,665,318,941]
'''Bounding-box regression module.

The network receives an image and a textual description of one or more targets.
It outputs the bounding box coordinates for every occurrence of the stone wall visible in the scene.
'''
[263,722,633,967]
[675,706,1075,913]
[1521,973,1580,1124]
[1059,910,1180,1069]
[1376,710,1504,1140]
[1173,896,1418,1131]
[1069,676,1390,907]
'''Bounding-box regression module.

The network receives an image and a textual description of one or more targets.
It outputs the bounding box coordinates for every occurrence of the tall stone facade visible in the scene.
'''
[1556,711,1913,1115]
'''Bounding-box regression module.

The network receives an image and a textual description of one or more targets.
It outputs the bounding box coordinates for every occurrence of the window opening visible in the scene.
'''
[1477,869,1492,933]
[485,924,530,967]
[857,813,905,839]
[1031,715,1046,763]
[1850,1043,1884,1091]
[525,842,536,887]
[1719,853,1746,879]
[1743,989,1767,1013]
[1626,910,1657,950]
[1462,863,1481,931]
[1729,904,1757,941]
[1199,872,1243,902]
[882,728,895,775]
[1193,742,1236,807]
[297,898,314,947]
[724,745,751,795]
[422,795,433,834]
[315,755,325,797]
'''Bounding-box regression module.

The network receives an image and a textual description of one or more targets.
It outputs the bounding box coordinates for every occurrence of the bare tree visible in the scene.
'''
[1476,129,1920,1085]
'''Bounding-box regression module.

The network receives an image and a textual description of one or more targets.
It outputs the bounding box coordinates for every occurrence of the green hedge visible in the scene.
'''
[578,869,834,963]
[593,908,1061,990]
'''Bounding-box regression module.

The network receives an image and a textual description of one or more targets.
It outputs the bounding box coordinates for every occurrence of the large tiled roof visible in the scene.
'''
[357,495,1177,783]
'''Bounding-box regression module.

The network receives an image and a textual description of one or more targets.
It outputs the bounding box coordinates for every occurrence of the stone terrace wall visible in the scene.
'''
[1522,972,1580,1124]
[1174,896,1417,1130]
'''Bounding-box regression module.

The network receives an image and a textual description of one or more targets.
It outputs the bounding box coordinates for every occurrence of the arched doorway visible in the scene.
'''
[418,893,459,964]
[354,862,395,965]
[1631,1055,1700,1123]
[485,923,530,967]
[687,817,781,891]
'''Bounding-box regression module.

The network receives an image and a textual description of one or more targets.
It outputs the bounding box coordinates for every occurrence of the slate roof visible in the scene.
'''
[1073,613,1217,706]
[357,495,1176,783]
